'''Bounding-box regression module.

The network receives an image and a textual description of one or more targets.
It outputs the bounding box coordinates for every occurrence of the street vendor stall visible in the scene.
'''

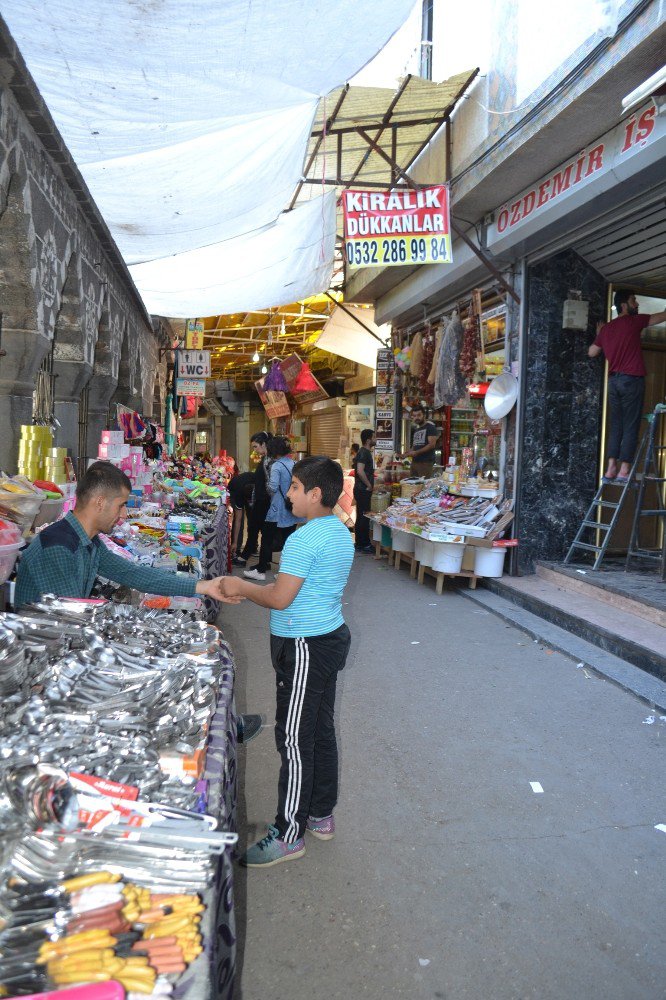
[0,451,240,997]
[368,476,515,594]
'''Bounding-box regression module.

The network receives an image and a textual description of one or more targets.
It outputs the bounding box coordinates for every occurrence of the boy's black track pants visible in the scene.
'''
[270,623,351,843]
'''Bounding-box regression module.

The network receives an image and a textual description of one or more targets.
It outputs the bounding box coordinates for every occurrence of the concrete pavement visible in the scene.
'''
[223,552,666,1000]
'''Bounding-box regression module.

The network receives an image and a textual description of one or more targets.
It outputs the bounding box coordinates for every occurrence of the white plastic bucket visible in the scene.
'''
[414,536,434,567]
[0,541,23,584]
[431,541,464,573]
[473,546,507,578]
[391,529,415,553]
[372,521,383,542]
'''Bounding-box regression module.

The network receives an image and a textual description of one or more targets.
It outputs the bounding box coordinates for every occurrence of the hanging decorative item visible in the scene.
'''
[263,359,289,392]
[418,328,435,406]
[293,361,319,393]
[410,330,424,378]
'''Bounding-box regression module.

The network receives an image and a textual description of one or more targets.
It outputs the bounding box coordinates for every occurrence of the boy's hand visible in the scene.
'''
[220,576,245,600]
[196,577,244,604]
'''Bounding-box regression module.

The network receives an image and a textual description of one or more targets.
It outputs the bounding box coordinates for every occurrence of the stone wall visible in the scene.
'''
[0,22,165,473]
[516,249,606,572]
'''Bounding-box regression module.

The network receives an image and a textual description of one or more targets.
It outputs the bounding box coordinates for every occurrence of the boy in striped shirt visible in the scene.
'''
[220,456,354,867]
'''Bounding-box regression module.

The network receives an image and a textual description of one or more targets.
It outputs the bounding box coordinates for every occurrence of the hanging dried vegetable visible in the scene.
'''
[418,330,436,405]
[460,314,481,382]
[410,330,424,378]
[427,320,445,384]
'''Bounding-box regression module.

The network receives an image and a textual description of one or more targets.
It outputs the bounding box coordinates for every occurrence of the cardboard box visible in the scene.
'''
[101,430,124,445]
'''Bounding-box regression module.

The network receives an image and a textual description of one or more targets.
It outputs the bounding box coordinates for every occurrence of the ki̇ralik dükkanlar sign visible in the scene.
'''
[342,185,452,269]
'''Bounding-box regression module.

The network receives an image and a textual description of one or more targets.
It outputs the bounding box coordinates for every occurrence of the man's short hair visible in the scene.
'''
[614,289,635,313]
[411,404,425,414]
[360,428,374,444]
[292,456,343,508]
[76,461,131,504]
[267,436,291,458]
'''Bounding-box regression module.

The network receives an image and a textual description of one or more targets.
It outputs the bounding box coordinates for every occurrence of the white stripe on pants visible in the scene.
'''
[283,637,310,842]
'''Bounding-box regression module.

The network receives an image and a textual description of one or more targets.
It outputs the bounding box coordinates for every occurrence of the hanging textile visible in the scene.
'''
[201,503,231,624]
[434,312,467,408]
[410,331,424,379]
[418,331,436,406]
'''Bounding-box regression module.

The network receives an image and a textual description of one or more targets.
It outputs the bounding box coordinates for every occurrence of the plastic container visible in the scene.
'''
[414,536,434,567]
[0,541,22,584]
[391,528,415,553]
[33,497,65,529]
[372,520,383,542]
[431,541,464,573]
[473,546,507,578]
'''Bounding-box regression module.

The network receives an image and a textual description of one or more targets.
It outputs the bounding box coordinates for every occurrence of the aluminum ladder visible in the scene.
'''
[625,403,666,581]
[564,437,649,571]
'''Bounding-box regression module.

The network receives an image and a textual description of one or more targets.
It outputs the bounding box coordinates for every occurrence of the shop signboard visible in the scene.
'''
[177,350,211,379]
[185,319,205,350]
[176,377,206,396]
[375,349,396,452]
[254,379,291,420]
[487,100,661,245]
[342,185,451,270]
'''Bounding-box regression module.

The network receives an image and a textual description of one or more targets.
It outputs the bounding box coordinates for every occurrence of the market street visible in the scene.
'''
[227,553,666,1000]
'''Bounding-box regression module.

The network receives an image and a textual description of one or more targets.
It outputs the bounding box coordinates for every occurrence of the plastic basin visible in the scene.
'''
[0,541,23,584]
[431,541,464,573]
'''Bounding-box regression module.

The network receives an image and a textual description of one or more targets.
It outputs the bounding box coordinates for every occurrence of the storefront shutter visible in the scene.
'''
[310,410,343,459]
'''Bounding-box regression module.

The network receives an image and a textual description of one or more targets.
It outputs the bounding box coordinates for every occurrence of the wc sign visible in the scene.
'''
[177,350,211,379]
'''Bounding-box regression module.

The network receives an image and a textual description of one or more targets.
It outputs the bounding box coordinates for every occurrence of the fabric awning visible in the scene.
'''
[1,0,416,313]
[315,305,389,369]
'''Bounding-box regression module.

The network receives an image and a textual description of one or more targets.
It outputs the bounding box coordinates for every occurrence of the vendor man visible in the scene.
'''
[589,291,666,483]
[15,461,234,609]
[400,405,439,478]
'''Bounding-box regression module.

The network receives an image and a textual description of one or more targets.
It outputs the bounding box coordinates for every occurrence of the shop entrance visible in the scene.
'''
[598,288,666,556]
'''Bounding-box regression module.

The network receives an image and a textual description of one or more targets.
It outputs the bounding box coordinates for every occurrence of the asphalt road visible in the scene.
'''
[223,551,666,1000]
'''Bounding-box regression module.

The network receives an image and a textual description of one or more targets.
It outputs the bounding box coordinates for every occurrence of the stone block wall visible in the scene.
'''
[516,249,606,572]
[0,26,165,473]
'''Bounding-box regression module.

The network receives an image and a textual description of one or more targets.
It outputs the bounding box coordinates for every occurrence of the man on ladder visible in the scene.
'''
[588,290,666,483]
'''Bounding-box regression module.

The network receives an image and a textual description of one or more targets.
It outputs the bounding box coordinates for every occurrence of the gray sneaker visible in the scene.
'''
[239,825,306,867]
[306,814,335,840]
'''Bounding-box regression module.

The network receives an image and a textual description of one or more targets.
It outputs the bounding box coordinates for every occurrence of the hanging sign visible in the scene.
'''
[342,185,451,269]
[176,377,206,397]
[185,320,205,350]
[375,349,397,451]
[177,350,211,379]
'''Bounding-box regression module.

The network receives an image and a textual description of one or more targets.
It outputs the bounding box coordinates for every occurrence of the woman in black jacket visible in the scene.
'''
[235,431,273,565]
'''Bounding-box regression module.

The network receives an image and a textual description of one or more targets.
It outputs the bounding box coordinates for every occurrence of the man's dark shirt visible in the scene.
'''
[411,421,437,463]
[354,446,374,490]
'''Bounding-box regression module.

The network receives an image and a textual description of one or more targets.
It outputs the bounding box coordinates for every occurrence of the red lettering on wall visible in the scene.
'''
[573,155,585,185]
[585,144,604,177]
[510,200,521,226]
[636,106,656,144]
[522,190,536,218]
[550,165,573,198]
[537,180,550,207]
[621,117,636,152]
[497,208,509,233]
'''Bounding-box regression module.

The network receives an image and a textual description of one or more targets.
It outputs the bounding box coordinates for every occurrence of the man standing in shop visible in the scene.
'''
[353,428,375,553]
[401,405,438,478]
[589,291,666,482]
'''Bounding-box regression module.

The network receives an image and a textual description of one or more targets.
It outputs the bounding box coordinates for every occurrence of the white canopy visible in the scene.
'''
[2,0,416,313]
[316,304,390,369]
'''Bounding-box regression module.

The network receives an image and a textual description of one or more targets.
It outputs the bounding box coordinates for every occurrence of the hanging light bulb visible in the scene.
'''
[252,350,260,363]
[261,364,268,375]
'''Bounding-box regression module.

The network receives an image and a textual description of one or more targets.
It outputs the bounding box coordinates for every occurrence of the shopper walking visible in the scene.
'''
[228,470,255,563]
[220,456,354,866]
[589,291,666,482]
[237,432,272,565]
[244,437,302,581]
[353,428,375,552]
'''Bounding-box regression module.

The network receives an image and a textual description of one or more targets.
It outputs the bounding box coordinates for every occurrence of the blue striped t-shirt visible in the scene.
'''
[270,515,354,638]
